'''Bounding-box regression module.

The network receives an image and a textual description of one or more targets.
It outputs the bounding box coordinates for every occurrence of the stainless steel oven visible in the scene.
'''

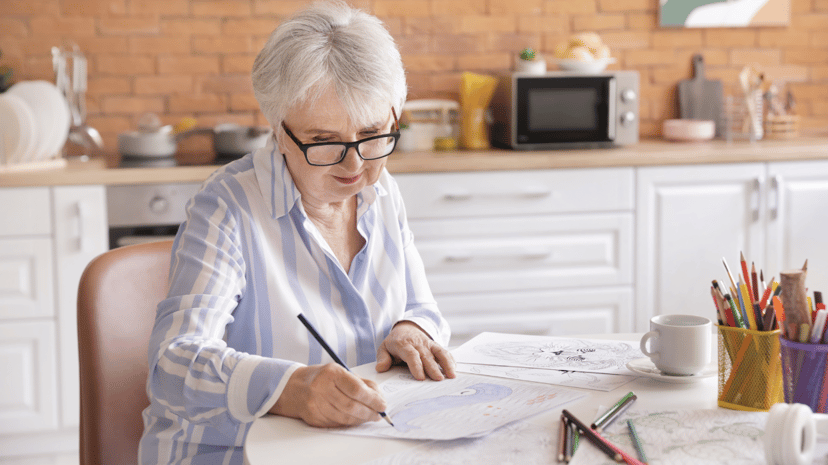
[106,183,201,249]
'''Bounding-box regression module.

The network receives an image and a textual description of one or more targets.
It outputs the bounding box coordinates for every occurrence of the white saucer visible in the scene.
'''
[626,358,716,384]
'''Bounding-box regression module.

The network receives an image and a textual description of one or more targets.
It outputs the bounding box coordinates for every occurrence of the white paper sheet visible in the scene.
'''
[452,332,644,375]
[363,421,557,465]
[455,362,637,392]
[567,408,828,465]
[331,373,586,440]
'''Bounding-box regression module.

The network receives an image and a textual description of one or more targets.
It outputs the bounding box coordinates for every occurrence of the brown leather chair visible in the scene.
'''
[77,240,173,465]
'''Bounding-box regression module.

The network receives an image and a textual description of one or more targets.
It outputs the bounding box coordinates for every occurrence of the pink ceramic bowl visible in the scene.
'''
[663,119,715,142]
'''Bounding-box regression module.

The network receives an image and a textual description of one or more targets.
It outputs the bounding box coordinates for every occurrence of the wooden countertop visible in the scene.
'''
[2,136,828,187]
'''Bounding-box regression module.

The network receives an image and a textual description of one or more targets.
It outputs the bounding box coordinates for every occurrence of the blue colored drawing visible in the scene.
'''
[391,383,513,433]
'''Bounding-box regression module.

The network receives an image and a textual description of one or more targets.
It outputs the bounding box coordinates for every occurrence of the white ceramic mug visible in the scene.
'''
[640,314,712,376]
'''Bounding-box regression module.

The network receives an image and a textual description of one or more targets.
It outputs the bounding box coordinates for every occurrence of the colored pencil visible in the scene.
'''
[627,420,648,464]
[592,392,636,431]
[722,257,739,297]
[557,415,568,462]
[740,252,754,306]
[595,394,637,433]
[751,262,759,303]
[562,410,622,463]
[297,313,394,427]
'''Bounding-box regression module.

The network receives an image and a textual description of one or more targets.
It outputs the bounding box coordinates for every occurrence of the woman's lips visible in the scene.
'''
[334,173,362,184]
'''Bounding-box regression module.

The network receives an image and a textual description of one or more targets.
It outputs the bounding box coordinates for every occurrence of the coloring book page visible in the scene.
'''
[569,409,773,465]
[331,373,586,440]
[452,332,644,375]
[363,421,556,465]
[456,362,637,392]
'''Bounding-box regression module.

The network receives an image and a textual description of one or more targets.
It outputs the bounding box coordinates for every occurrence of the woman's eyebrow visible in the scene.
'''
[303,121,384,135]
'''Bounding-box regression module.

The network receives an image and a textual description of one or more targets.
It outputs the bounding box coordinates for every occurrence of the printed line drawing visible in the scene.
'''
[452,333,644,375]
[457,363,636,392]
[392,383,512,433]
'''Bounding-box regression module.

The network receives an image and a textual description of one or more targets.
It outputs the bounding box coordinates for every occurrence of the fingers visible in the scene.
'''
[432,344,457,379]
[278,364,388,428]
[375,342,393,373]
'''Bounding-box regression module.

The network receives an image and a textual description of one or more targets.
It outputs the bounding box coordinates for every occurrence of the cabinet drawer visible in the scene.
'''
[0,238,54,320]
[0,320,58,433]
[411,213,632,294]
[395,168,633,220]
[0,188,51,237]
[438,287,633,347]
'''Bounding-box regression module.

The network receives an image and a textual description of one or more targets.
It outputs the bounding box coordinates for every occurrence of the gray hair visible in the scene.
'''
[252,1,407,128]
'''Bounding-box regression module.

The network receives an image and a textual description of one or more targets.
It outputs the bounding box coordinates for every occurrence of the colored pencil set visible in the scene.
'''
[714,253,787,411]
[557,392,647,464]
[710,252,783,333]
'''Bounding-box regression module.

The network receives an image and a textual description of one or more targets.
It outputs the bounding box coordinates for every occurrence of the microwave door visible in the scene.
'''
[607,78,616,141]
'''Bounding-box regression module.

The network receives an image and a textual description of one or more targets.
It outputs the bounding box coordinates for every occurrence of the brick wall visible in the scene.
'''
[1,0,826,164]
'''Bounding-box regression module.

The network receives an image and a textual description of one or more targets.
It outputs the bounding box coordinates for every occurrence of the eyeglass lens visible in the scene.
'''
[305,136,397,165]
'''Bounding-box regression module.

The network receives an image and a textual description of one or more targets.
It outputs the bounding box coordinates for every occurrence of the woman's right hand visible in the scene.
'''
[269,363,388,427]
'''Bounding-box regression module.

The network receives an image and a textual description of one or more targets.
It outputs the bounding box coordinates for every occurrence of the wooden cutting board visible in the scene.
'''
[678,54,723,136]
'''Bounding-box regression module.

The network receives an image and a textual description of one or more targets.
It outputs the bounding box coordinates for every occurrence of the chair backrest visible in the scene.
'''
[77,240,173,465]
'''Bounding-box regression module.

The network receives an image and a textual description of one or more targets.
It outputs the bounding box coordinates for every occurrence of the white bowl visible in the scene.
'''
[555,57,616,73]
[663,119,716,142]
[0,93,38,165]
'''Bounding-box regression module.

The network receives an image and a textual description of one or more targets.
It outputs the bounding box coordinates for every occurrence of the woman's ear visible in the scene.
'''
[274,125,288,154]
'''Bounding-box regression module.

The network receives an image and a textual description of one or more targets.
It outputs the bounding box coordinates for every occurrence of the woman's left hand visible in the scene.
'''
[375,321,456,381]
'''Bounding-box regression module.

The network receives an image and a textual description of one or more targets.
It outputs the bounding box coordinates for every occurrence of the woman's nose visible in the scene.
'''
[339,145,364,170]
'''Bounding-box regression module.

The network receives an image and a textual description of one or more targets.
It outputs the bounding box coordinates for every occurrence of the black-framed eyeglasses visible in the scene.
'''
[281,108,400,166]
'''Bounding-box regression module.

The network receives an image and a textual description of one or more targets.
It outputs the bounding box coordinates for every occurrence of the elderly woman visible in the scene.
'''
[138,2,454,463]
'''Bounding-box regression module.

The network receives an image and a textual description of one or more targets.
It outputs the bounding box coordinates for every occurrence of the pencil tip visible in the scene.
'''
[740,251,746,260]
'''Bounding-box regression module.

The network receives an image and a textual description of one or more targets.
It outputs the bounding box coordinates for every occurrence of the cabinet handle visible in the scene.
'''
[769,175,782,221]
[76,201,88,252]
[442,187,552,201]
[751,177,762,222]
[445,249,552,262]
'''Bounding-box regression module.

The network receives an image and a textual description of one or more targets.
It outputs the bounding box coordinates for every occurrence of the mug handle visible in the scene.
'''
[640,331,659,361]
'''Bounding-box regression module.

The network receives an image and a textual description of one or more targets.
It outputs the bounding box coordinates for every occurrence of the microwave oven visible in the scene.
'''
[489,70,639,150]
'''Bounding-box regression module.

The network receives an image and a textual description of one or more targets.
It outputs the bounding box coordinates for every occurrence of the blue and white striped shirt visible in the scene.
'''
[139,138,450,464]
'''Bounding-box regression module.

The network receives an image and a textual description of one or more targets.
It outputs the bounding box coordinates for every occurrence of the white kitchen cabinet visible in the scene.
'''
[765,161,828,292]
[0,185,107,459]
[395,168,635,346]
[636,160,828,331]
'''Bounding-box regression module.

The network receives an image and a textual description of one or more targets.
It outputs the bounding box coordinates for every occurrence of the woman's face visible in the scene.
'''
[278,86,393,208]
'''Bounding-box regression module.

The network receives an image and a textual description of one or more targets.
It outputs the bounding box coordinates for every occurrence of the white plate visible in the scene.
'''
[0,93,38,165]
[8,81,71,162]
[555,57,616,73]
[626,357,716,384]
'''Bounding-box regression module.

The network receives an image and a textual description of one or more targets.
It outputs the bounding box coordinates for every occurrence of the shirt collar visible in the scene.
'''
[253,137,388,220]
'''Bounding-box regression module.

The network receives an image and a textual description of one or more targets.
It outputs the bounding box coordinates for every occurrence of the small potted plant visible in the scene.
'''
[515,48,546,74]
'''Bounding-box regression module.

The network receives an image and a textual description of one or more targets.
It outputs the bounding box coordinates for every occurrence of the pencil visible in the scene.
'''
[562,410,623,463]
[296,313,394,427]
[565,419,575,462]
[751,262,759,303]
[557,415,568,462]
[740,252,754,306]
[722,257,739,296]
[627,420,648,464]
[592,391,635,430]
[595,394,637,433]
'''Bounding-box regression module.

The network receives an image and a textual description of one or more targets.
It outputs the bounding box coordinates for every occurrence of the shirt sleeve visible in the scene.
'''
[146,184,301,431]
[387,175,452,347]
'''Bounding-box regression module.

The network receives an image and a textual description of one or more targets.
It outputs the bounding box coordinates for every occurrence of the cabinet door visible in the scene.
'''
[0,238,54,320]
[52,185,108,428]
[0,321,58,433]
[636,164,765,330]
[410,212,633,294]
[766,161,828,291]
[437,287,633,347]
